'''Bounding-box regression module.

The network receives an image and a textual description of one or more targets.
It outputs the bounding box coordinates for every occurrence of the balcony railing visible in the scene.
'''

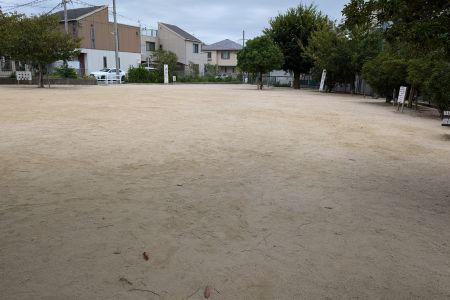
[141,29,158,37]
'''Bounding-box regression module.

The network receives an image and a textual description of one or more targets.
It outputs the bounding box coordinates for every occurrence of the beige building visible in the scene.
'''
[141,28,159,67]
[203,39,242,76]
[157,23,207,75]
[56,5,141,75]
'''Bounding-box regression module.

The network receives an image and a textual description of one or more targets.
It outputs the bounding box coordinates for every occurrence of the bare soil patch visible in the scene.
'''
[1,84,449,299]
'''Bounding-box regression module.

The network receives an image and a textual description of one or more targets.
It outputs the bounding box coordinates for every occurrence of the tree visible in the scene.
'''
[5,13,80,87]
[405,57,434,108]
[362,51,408,101]
[265,4,329,89]
[347,26,384,80]
[344,0,449,111]
[153,49,178,81]
[306,23,353,92]
[0,11,22,55]
[343,0,450,59]
[237,35,284,89]
[425,63,450,117]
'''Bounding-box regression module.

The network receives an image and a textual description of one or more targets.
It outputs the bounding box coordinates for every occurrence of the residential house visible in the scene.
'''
[0,56,16,77]
[55,5,141,75]
[141,28,159,67]
[157,22,206,75]
[202,39,242,77]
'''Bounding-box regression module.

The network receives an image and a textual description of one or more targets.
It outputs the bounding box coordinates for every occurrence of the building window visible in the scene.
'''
[146,42,155,51]
[90,25,95,49]
[207,52,211,60]
[193,43,199,53]
[103,56,107,68]
[221,51,230,59]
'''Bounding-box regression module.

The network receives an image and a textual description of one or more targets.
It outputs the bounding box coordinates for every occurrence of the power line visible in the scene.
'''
[2,0,51,11]
[46,1,61,14]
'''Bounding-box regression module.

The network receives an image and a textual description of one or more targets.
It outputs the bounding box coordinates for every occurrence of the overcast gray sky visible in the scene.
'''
[0,0,349,44]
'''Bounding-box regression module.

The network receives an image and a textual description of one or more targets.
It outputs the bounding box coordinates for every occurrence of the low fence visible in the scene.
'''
[0,77,97,85]
[247,75,319,89]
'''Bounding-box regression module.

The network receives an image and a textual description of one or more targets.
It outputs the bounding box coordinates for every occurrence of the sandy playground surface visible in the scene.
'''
[0,84,449,299]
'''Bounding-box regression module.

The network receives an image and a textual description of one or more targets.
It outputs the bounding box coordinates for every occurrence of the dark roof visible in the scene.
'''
[55,6,106,22]
[203,39,243,51]
[160,23,202,43]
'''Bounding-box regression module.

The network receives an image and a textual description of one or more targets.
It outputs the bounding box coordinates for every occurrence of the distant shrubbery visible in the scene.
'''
[177,75,237,83]
[54,64,78,78]
[127,65,161,83]
[126,66,242,84]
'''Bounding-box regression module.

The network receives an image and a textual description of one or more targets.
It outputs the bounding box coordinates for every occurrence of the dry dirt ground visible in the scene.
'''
[1,84,449,299]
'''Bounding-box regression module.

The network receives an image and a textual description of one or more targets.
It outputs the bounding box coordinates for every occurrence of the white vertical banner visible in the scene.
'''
[164,64,169,84]
[396,86,408,113]
[319,69,327,92]
[398,86,407,103]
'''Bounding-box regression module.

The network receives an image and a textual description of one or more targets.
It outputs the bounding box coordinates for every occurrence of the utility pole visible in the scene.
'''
[113,0,120,77]
[241,30,247,84]
[63,0,68,33]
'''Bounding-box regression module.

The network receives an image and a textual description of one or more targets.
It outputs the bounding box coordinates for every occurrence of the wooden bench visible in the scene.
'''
[443,111,450,126]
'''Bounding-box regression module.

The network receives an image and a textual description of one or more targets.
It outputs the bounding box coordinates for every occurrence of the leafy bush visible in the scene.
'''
[425,63,450,117]
[177,75,239,83]
[54,64,77,78]
[127,65,165,83]
[362,51,408,101]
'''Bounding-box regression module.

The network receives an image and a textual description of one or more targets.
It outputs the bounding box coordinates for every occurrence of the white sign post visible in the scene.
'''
[164,64,169,84]
[442,111,450,127]
[16,71,32,84]
[319,69,327,92]
[397,86,407,112]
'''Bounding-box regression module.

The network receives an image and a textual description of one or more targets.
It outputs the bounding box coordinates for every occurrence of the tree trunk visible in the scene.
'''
[407,86,414,108]
[351,75,356,95]
[259,72,263,90]
[293,72,300,89]
[38,64,44,88]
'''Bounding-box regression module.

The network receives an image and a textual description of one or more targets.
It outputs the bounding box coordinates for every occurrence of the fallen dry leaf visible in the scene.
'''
[204,286,211,299]
[143,252,149,261]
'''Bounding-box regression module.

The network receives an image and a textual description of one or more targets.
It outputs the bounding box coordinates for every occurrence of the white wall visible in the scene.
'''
[216,50,238,67]
[81,48,140,74]
[185,41,207,75]
[157,24,186,64]
[141,35,159,63]
[203,50,238,68]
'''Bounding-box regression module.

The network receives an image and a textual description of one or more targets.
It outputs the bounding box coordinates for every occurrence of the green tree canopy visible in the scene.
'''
[306,23,353,91]
[347,26,384,77]
[237,35,284,89]
[343,0,450,59]
[1,12,80,87]
[362,50,408,101]
[153,49,178,80]
[265,4,329,89]
[0,10,22,55]
[425,63,450,116]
